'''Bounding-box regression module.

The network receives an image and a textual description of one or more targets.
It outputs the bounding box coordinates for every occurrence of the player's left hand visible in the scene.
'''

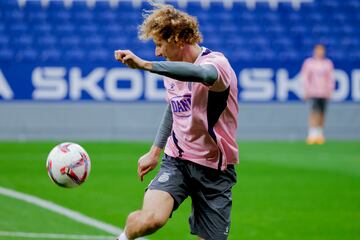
[114,49,149,70]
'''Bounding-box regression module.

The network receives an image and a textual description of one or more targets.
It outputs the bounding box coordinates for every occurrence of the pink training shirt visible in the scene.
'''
[163,48,239,171]
[301,57,335,99]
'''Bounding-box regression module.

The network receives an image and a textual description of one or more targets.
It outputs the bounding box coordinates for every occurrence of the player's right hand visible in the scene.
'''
[137,146,161,181]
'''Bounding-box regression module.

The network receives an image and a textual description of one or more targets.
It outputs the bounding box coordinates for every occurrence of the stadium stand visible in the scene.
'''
[0,0,359,63]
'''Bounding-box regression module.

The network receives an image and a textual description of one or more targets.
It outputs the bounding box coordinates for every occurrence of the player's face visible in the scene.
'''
[314,45,325,59]
[154,39,182,61]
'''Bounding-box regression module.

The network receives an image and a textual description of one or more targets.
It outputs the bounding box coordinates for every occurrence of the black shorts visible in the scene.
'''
[311,98,328,114]
[147,154,237,240]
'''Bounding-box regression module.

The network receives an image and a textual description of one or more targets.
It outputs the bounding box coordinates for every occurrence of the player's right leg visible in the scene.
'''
[118,189,174,240]
[307,98,322,144]
[118,154,189,240]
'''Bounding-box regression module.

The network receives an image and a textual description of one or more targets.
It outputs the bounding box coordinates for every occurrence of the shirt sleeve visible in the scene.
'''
[200,54,233,92]
[150,61,217,85]
[153,104,173,149]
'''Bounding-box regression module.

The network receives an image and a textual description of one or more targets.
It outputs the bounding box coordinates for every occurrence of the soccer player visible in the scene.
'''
[114,3,238,240]
[301,44,334,144]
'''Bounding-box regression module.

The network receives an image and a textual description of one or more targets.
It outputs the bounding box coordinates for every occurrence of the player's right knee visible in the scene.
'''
[142,210,167,231]
[127,210,166,233]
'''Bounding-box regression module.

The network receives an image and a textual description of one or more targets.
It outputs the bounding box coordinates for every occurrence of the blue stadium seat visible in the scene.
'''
[0,36,9,47]
[32,23,52,34]
[9,23,28,35]
[107,37,129,49]
[232,48,254,61]
[95,0,112,12]
[277,2,293,12]
[101,24,123,35]
[279,50,299,61]
[232,2,247,12]
[341,37,360,47]
[17,48,38,61]
[79,24,98,34]
[240,24,262,33]
[27,11,47,22]
[312,24,331,34]
[218,23,238,34]
[235,10,256,22]
[64,48,86,61]
[71,1,89,12]
[40,48,62,61]
[4,9,25,21]
[48,0,67,12]
[83,35,105,48]
[348,0,360,8]
[0,0,19,9]
[24,0,43,12]
[344,25,357,34]
[49,9,71,22]
[137,48,156,60]
[253,2,272,13]
[95,11,117,23]
[60,36,81,47]
[12,34,33,48]
[55,23,75,35]
[0,48,14,61]
[37,35,57,48]
[186,2,204,15]
[265,24,285,34]
[349,50,360,61]
[290,24,308,34]
[73,11,94,23]
[121,1,140,12]
[88,48,109,61]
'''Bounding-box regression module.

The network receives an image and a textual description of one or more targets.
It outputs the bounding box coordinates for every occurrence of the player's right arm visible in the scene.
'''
[138,104,173,181]
[114,49,218,86]
[301,59,311,100]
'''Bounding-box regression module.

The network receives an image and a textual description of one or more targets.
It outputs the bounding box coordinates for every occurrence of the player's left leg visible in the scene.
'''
[188,163,237,240]
[315,98,328,144]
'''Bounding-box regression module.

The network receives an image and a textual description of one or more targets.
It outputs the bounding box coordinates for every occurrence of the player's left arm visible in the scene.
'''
[327,61,335,97]
[114,49,218,85]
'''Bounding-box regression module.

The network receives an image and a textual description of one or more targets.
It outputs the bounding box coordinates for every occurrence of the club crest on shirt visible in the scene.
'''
[170,95,192,117]
[158,172,170,183]
[168,82,175,91]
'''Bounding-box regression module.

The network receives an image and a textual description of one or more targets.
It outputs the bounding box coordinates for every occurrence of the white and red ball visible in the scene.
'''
[46,142,91,188]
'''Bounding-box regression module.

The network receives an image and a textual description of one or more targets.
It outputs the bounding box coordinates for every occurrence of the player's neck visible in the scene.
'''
[181,44,202,63]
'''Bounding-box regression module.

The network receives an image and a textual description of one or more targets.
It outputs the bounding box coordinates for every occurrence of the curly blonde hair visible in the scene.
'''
[139,2,202,45]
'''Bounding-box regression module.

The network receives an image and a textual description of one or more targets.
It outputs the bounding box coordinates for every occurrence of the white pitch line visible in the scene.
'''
[0,186,147,240]
[0,231,113,239]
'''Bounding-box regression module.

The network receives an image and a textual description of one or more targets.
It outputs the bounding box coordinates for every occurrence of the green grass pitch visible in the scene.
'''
[0,141,359,240]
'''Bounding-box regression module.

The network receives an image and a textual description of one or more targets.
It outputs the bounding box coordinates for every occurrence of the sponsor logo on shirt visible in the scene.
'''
[170,95,192,117]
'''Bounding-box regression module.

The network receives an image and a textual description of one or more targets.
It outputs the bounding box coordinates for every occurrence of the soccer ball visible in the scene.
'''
[46,142,91,188]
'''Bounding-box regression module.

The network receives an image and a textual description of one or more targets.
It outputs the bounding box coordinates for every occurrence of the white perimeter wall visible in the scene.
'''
[0,103,359,141]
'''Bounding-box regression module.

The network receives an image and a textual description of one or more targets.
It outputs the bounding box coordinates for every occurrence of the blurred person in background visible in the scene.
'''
[301,44,335,144]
